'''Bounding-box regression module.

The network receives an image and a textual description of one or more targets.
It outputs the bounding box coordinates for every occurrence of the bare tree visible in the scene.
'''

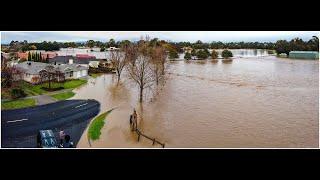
[126,36,169,102]
[109,49,127,84]
[39,65,60,89]
[127,53,154,102]
[150,46,167,86]
[1,66,24,88]
[123,43,138,67]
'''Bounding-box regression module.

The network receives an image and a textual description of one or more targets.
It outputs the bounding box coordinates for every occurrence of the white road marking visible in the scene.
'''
[75,103,88,108]
[7,118,28,123]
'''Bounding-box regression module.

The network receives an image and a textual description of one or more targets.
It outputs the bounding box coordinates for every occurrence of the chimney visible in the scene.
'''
[69,59,73,64]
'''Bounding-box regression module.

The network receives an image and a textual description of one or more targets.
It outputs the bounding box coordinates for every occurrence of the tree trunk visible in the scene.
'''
[117,73,121,84]
[48,77,51,89]
[139,86,143,102]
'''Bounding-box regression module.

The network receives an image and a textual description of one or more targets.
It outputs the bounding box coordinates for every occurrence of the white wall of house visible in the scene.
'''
[81,70,87,76]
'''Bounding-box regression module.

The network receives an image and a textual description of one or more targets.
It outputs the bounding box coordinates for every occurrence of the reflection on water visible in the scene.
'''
[75,56,319,148]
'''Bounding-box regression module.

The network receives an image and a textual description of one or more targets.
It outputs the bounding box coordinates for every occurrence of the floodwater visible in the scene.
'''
[73,55,319,148]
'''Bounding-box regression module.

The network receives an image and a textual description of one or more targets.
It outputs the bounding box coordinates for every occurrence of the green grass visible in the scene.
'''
[88,109,113,141]
[50,91,75,100]
[63,79,87,89]
[1,98,36,110]
[19,79,87,96]
[89,73,103,78]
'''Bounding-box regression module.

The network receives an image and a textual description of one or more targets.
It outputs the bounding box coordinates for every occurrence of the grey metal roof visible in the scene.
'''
[49,55,96,64]
[15,61,88,75]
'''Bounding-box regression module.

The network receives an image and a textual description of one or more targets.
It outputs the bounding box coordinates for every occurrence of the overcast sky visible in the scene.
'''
[1,31,319,44]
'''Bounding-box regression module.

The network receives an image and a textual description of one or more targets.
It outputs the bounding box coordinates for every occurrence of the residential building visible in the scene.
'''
[14,61,88,84]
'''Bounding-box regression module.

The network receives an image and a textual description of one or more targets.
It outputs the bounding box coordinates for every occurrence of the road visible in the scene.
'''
[1,99,100,148]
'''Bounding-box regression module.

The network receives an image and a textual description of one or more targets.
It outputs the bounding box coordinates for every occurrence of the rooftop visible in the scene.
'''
[15,61,88,75]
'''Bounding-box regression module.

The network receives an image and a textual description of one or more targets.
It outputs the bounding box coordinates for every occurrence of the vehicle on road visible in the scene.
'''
[37,130,58,148]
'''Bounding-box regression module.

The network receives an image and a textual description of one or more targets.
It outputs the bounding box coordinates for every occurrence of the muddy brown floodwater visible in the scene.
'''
[73,56,319,148]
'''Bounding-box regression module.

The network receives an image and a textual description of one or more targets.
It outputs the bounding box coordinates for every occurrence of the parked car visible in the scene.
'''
[37,130,58,148]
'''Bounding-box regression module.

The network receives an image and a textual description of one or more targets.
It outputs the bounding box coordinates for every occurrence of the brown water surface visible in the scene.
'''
[74,56,319,148]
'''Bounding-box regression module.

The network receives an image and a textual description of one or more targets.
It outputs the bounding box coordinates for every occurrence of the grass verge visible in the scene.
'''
[1,98,36,110]
[50,91,75,100]
[88,109,113,141]
[21,79,87,96]
[89,73,103,78]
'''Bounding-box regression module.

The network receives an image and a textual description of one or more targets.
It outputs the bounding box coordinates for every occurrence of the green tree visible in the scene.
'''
[211,50,218,59]
[87,40,95,48]
[221,50,233,59]
[108,39,116,47]
[191,49,197,56]
[39,52,42,62]
[203,49,210,57]
[184,52,192,60]
[275,40,290,55]
[119,40,131,48]
[28,52,31,61]
[196,50,209,59]
[169,50,179,59]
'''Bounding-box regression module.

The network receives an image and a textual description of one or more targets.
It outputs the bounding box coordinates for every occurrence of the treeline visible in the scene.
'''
[3,40,81,52]
[2,36,318,55]
[274,36,319,55]
[170,41,276,52]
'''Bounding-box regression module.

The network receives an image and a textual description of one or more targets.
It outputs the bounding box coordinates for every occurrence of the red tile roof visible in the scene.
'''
[76,54,95,58]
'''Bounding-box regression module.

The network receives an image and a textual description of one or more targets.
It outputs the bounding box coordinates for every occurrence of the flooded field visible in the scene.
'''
[73,56,319,148]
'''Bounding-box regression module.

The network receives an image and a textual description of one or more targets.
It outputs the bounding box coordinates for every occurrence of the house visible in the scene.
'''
[49,55,97,66]
[289,51,319,60]
[88,61,100,68]
[17,52,28,60]
[107,47,119,51]
[91,47,101,52]
[14,61,88,84]
[17,51,58,61]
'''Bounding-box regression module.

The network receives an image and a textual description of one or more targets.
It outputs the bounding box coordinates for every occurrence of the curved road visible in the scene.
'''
[1,99,100,148]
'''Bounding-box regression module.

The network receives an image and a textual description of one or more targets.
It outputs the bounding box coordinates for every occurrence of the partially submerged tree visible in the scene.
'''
[127,54,154,102]
[168,50,179,59]
[109,49,127,84]
[123,43,138,67]
[150,46,167,86]
[211,50,219,59]
[222,50,233,59]
[184,52,192,60]
[126,36,168,102]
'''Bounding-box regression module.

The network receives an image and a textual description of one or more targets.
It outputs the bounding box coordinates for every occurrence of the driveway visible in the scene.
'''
[35,95,57,105]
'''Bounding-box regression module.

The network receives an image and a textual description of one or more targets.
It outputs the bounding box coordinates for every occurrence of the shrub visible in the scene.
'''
[184,52,192,60]
[11,88,27,99]
[191,49,197,56]
[222,50,233,59]
[169,50,179,59]
[211,50,219,59]
[196,50,209,59]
